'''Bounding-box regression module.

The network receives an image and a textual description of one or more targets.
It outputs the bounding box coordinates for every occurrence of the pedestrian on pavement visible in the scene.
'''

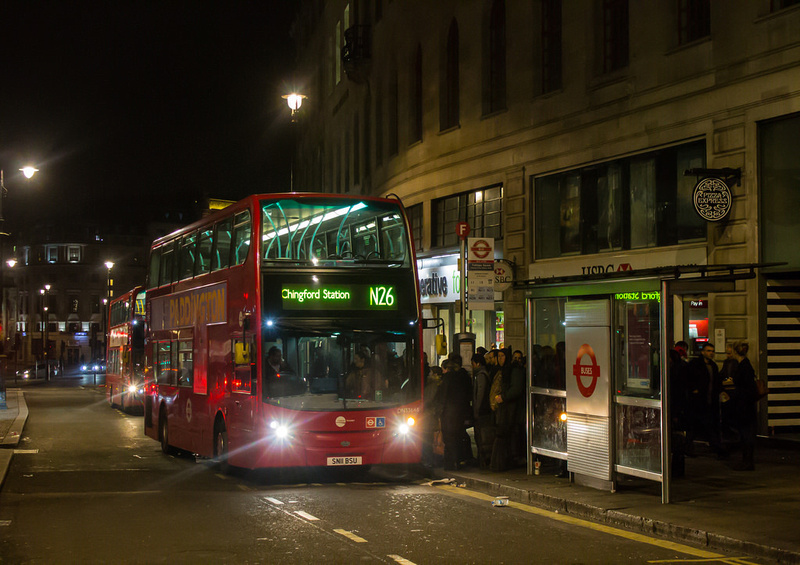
[730,341,759,471]
[686,342,725,458]
[491,347,525,472]
[422,366,443,468]
[668,348,690,477]
[438,358,473,471]
[447,352,476,467]
[719,343,739,441]
[471,352,493,469]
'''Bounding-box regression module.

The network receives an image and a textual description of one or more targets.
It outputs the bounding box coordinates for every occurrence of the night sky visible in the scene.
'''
[0,2,299,233]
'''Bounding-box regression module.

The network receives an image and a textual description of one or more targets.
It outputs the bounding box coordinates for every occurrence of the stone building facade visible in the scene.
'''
[291,0,800,437]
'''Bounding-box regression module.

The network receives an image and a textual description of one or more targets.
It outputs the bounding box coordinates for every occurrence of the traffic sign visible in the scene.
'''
[469,239,492,260]
[456,221,471,240]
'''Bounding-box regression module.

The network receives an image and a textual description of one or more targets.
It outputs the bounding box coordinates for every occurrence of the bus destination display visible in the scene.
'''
[282,283,398,311]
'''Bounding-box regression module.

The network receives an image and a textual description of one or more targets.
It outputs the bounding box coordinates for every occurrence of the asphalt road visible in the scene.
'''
[0,384,770,564]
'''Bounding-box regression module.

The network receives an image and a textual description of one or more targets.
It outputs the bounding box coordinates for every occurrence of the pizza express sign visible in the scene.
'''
[693,177,732,222]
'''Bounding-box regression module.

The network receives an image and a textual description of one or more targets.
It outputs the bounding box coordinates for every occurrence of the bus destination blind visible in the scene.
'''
[281,283,398,311]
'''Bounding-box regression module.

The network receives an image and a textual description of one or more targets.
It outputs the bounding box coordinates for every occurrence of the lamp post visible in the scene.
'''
[282,92,306,191]
[103,261,114,364]
[0,166,38,408]
[40,284,51,381]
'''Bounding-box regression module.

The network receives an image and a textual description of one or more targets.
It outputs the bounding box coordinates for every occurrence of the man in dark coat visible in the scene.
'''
[471,352,492,469]
[686,342,724,457]
[438,358,473,470]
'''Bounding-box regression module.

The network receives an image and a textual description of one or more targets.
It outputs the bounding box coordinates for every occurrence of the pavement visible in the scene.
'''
[2,383,799,564]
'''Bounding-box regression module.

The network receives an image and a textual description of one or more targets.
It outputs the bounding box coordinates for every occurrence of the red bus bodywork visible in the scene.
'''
[143,194,424,470]
[106,286,146,412]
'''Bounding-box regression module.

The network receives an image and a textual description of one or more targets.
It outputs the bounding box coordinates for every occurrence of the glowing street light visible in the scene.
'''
[282,93,307,121]
[20,167,39,179]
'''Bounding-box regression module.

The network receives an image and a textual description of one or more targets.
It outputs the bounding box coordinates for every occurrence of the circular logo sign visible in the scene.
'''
[470,239,492,259]
[693,177,732,222]
[572,344,601,398]
[335,416,346,428]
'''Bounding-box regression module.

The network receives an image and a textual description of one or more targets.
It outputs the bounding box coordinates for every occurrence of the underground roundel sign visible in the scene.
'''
[572,343,601,398]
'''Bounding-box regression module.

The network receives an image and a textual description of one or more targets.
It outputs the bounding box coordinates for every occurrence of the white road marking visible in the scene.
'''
[294,510,320,521]
[12,449,39,454]
[264,497,284,505]
[0,521,11,527]
[334,528,368,543]
[388,555,417,565]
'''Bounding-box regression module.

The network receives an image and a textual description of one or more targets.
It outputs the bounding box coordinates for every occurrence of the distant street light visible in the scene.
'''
[20,167,38,179]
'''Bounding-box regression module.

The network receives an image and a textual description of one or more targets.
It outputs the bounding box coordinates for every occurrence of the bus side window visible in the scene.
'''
[197,228,213,275]
[178,339,193,388]
[159,241,177,287]
[148,248,161,289]
[179,232,197,280]
[156,341,177,386]
[233,211,251,266]
[212,218,232,271]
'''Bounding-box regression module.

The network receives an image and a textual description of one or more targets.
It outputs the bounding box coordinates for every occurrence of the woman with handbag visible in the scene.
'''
[730,341,759,471]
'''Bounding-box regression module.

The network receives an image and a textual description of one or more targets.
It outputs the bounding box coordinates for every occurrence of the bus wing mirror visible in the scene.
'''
[422,317,443,330]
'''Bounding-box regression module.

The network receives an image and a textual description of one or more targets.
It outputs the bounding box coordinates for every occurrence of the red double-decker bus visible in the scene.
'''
[143,193,423,471]
[106,286,146,412]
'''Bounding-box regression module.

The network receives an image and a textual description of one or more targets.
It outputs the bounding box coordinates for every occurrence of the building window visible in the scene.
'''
[440,18,460,131]
[602,0,629,73]
[46,246,58,263]
[410,44,423,144]
[535,141,706,259]
[483,0,507,115]
[541,0,563,93]
[407,204,423,253]
[67,245,81,263]
[433,185,504,248]
[760,113,800,269]
[678,0,710,45]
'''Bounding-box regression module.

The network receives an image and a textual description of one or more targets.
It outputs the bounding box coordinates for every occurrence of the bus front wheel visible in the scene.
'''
[214,424,230,474]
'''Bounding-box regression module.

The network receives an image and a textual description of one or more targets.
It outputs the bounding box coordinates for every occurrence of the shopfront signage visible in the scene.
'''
[614,291,661,302]
[693,177,732,222]
[494,261,513,292]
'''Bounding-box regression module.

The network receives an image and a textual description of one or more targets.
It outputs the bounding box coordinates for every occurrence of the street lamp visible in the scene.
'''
[282,92,307,191]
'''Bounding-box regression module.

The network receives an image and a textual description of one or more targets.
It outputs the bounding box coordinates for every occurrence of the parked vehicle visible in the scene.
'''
[16,361,60,379]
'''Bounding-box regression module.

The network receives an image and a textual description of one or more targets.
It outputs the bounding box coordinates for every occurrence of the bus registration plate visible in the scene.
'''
[327,456,362,466]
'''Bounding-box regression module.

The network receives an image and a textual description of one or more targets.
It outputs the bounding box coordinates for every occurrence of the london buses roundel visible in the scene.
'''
[572,343,601,398]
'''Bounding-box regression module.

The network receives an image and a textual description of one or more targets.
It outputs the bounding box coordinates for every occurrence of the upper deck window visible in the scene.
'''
[260,197,411,267]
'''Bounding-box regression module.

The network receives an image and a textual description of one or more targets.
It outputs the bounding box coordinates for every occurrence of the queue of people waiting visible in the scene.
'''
[669,340,762,473]
[422,347,528,472]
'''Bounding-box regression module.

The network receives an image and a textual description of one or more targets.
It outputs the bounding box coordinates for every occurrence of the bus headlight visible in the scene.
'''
[398,416,416,435]
[269,420,291,439]
[127,384,138,394]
